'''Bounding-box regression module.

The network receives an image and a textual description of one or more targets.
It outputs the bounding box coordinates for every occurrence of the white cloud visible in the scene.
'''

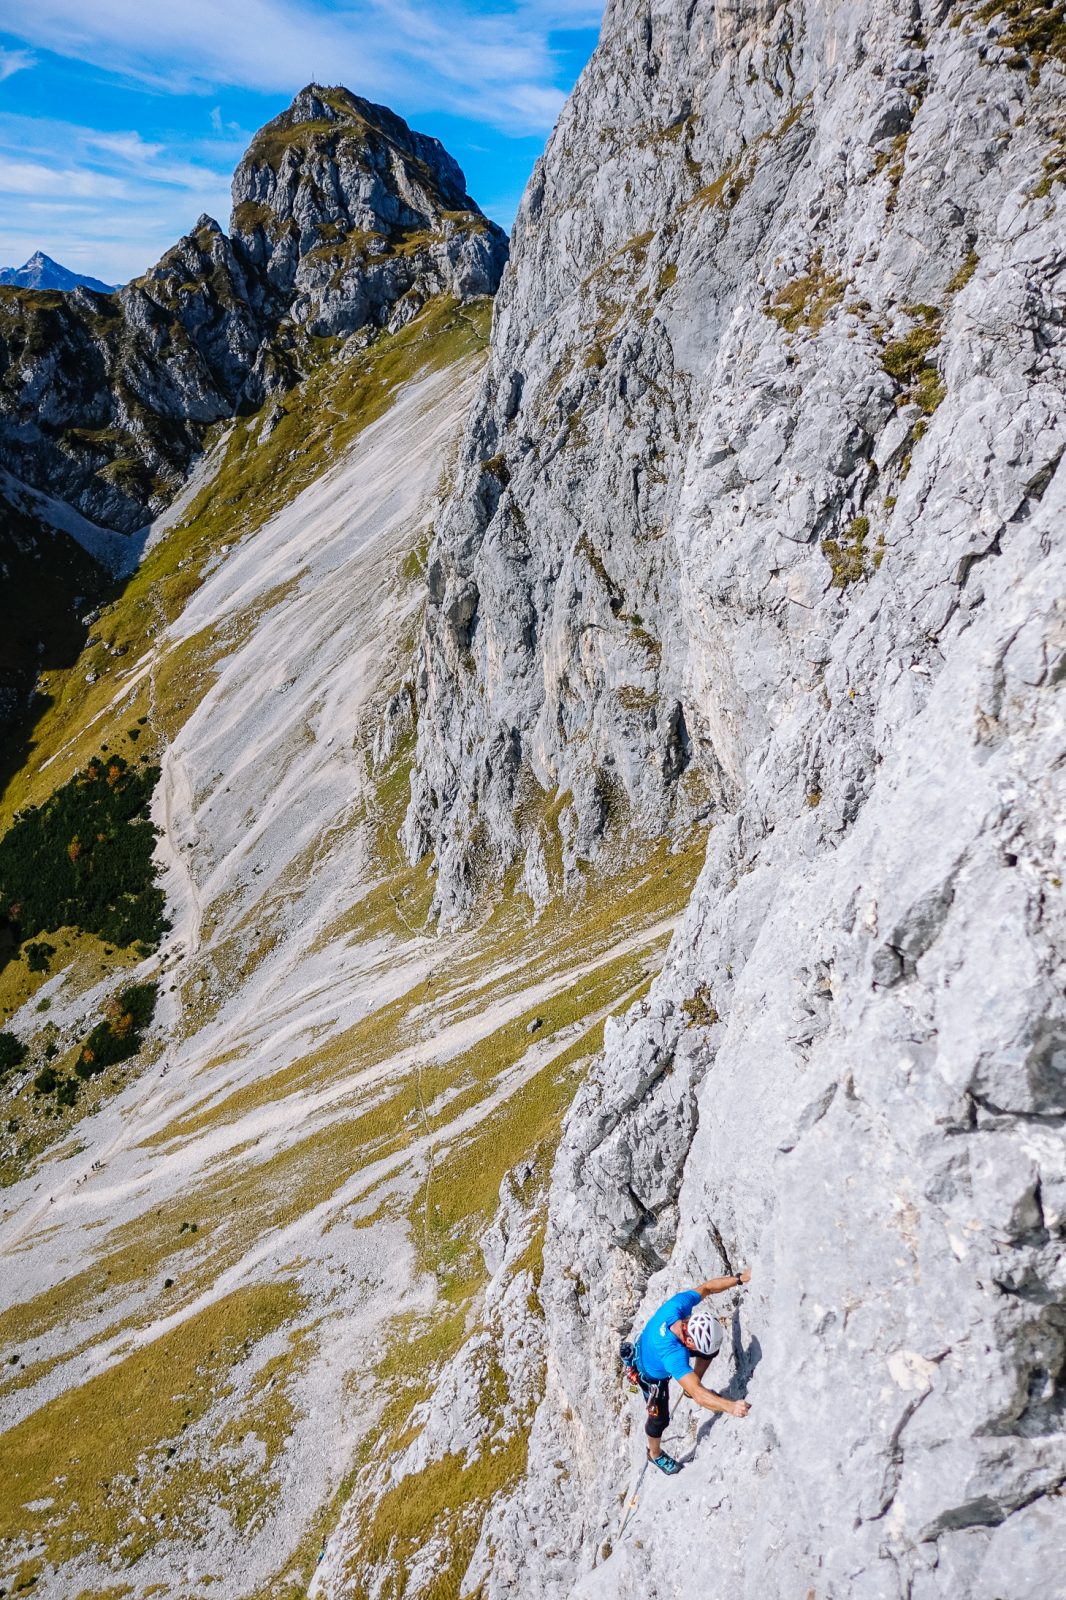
[0,46,36,81]
[0,113,236,280]
[0,158,127,199]
[86,130,165,162]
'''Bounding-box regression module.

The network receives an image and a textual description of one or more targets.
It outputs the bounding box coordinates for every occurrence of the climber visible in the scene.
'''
[621,1270,752,1475]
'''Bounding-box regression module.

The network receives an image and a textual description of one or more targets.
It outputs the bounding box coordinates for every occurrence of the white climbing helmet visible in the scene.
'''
[685,1304,724,1356]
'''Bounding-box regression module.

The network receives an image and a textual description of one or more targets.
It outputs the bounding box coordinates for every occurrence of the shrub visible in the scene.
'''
[0,1032,28,1076]
[0,754,168,950]
[24,941,55,973]
[56,1079,79,1108]
[682,984,720,1028]
[822,516,872,589]
[33,1066,60,1094]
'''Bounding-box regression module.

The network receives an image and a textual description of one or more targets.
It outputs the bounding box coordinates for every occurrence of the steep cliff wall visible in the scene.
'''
[409,1,1066,1593]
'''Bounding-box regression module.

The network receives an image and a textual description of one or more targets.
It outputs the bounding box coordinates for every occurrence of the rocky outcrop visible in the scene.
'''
[0,86,506,534]
[231,86,505,338]
[407,0,1066,1593]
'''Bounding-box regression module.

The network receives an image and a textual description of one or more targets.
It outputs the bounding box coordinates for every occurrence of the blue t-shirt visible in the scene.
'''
[635,1290,701,1381]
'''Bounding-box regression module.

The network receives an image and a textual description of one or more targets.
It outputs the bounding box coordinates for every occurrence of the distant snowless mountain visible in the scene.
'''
[0,249,114,292]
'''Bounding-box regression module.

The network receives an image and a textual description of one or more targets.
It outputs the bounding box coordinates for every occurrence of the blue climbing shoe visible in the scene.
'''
[650,1451,682,1475]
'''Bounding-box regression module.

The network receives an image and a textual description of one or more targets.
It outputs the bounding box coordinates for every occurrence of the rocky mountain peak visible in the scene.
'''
[230,83,497,308]
[287,83,341,123]
[0,250,113,294]
[0,86,506,533]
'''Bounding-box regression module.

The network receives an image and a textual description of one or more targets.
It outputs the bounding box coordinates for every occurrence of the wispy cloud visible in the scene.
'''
[0,45,36,80]
[3,0,602,134]
[0,157,127,199]
[0,111,235,281]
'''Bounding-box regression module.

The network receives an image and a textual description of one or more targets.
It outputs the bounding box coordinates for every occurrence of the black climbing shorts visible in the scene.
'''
[638,1372,671,1439]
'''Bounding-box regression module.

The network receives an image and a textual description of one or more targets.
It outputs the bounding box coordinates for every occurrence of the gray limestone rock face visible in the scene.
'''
[406,1,1066,1594]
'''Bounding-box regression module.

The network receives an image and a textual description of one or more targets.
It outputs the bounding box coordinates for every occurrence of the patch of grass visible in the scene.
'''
[821,514,874,589]
[882,321,941,384]
[626,618,663,664]
[349,1431,528,1600]
[766,251,846,335]
[564,408,589,450]
[912,366,947,414]
[1031,141,1066,196]
[415,961,658,1300]
[875,128,912,211]
[616,685,656,712]
[615,229,655,266]
[693,160,752,210]
[0,1281,301,1573]
[574,532,619,601]
[246,113,352,172]
[947,248,979,292]
[976,0,1066,79]
[400,531,431,584]
[881,308,946,414]
[635,113,698,149]
[682,983,719,1028]
[688,100,807,217]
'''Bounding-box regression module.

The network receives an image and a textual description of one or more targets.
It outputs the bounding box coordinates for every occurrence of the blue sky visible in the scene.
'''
[0,1,603,284]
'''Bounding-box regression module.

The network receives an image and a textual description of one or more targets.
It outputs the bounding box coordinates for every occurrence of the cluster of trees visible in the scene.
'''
[0,1031,27,1077]
[76,981,157,1076]
[19,981,159,1110]
[0,753,169,954]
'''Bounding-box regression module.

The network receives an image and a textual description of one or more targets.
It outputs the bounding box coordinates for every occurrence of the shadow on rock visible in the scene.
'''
[682,1309,761,1461]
